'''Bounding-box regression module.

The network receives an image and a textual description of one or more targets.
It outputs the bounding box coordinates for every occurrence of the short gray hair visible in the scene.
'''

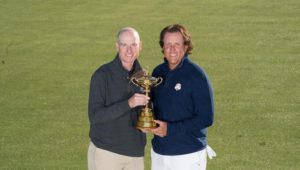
[116,27,140,42]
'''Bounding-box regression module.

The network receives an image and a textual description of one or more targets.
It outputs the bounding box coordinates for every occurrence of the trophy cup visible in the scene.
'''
[130,70,163,130]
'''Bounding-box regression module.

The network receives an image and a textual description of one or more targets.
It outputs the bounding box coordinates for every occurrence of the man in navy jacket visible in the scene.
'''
[150,24,215,170]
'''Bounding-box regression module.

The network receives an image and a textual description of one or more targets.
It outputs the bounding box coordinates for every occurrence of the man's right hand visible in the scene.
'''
[128,93,150,108]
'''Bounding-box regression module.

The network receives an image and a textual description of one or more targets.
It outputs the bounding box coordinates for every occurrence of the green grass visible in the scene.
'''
[0,0,299,169]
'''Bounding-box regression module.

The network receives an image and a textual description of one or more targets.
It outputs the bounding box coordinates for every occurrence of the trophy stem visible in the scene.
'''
[144,86,150,109]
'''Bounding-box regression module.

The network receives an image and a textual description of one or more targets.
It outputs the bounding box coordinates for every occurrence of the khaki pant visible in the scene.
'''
[88,142,144,170]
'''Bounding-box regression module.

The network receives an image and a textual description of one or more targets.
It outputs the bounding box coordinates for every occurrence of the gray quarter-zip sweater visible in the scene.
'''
[88,55,146,157]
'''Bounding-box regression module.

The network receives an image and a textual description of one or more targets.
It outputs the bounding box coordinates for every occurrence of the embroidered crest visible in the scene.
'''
[174,83,181,91]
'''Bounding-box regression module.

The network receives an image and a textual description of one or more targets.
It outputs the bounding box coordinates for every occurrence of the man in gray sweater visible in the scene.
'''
[87,27,149,170]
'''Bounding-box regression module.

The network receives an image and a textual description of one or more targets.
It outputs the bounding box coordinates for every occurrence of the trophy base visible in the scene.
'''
[136,108,157,130]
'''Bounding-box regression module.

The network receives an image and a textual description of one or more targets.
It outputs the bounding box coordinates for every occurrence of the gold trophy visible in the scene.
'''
[130,70,163,130]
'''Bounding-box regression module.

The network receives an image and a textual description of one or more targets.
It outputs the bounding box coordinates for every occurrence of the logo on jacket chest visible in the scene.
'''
[174,83,182,91]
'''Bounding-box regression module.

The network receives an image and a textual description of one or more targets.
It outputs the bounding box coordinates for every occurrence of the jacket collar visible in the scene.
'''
[111,54,142,78]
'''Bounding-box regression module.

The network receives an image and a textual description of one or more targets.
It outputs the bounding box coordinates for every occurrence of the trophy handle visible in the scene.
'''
[153,77,163,87]
[130,77,139,87]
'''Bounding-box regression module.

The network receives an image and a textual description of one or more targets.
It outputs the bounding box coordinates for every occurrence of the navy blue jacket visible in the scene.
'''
[151,56,214,155]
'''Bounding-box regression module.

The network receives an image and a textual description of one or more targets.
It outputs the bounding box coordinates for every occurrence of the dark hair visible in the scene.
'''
[159,24,193,55]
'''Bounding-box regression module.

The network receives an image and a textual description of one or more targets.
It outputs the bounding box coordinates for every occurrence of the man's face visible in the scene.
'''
[163,32,188,70]
[116,31,141,66]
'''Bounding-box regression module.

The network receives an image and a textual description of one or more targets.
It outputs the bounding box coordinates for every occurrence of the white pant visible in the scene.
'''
[151,146,216,170]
